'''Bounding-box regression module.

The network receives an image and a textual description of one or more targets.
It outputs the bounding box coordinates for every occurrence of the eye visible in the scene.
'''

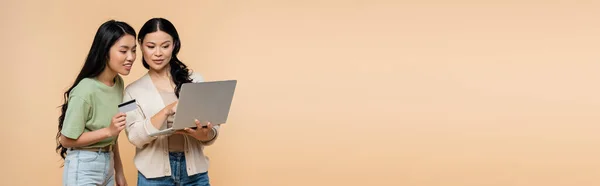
[147,46,155,49]
[120,51,127,54]
[162,45,170,49]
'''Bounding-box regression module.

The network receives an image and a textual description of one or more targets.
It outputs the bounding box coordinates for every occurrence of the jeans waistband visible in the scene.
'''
[169,151,185,158]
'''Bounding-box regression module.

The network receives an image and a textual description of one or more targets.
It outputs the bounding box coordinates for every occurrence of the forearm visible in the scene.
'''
[113,141,124,174]
[150,109,168,130]
[126,119,160,148]
[60,128,111,148]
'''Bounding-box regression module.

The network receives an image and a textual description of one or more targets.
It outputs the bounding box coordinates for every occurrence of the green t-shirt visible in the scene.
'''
[60,76,124,148]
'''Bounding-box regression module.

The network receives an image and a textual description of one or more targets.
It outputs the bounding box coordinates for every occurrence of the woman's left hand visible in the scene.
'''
[175,119,215,142]
[116,171,127,186]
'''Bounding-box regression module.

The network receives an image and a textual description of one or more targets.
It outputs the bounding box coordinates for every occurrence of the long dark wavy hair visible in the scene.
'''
[138,18,193,97]
[56,20,136,160]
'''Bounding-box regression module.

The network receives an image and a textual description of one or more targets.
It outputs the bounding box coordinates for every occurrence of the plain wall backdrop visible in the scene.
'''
[1,0,599,185]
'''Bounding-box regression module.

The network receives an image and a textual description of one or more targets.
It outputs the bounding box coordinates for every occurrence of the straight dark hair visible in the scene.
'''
[138,18,193,97]
[56,20,136,160]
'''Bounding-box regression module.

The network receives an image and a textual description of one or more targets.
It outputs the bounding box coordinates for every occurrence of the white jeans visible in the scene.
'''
[63,149,114,186]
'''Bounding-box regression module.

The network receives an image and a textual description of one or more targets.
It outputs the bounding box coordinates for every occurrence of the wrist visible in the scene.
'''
[103,128,113,138]
[200,128,217,142]
[115,171,125,177]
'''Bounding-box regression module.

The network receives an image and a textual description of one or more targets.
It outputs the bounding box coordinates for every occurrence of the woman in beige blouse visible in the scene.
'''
[123,18,218,186]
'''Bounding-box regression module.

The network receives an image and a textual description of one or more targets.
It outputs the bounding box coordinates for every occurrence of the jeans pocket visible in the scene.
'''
[76,152,108,185]
[78,151,100,162]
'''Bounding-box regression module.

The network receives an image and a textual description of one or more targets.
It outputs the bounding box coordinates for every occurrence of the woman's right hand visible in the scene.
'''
[150,101,178,130]
[108,113,127,137]
[162,101,178,116]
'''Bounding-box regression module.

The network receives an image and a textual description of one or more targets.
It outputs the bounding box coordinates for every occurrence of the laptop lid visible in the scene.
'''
[171,80,237,129]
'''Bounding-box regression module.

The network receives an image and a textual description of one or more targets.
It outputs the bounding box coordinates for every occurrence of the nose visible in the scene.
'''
[154,48,163,57]
[127,51,135,62]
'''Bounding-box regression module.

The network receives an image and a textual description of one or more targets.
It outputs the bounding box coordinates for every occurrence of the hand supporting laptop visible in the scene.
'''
[175,119,216,142]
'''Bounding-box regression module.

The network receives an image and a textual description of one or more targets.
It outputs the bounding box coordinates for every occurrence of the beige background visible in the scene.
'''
[1,0,600,185]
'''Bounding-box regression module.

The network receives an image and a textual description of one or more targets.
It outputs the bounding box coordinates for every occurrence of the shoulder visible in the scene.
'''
[69,78,97,99]
[189,71,204,83]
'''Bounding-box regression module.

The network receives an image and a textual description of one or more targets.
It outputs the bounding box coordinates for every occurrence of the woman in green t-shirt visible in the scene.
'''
[55,20,137,186]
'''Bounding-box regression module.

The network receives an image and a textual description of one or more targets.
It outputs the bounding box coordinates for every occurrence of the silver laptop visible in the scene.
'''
[149,80,237,137]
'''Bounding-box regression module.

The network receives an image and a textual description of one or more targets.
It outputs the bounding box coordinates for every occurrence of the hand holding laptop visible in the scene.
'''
[175,119,214,141]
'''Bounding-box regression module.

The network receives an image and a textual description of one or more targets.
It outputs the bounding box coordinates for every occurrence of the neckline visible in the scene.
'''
[92,76,119,90]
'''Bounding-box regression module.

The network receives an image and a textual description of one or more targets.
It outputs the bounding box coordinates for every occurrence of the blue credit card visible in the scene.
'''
[118,99,137,113]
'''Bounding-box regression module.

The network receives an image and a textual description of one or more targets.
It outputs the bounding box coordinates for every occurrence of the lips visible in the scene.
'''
[153,59,165,64]
[123,63,133,71]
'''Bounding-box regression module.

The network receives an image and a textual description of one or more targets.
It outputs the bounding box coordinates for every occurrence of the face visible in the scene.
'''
[107,34,136,75]
[141,31,174,71]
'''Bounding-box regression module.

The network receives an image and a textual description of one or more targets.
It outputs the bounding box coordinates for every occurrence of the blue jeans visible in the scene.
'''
[63,149,114,186]
[138,152,210,186]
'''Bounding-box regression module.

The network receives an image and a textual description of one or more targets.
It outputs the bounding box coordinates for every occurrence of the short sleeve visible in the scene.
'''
[60,96,91,139]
